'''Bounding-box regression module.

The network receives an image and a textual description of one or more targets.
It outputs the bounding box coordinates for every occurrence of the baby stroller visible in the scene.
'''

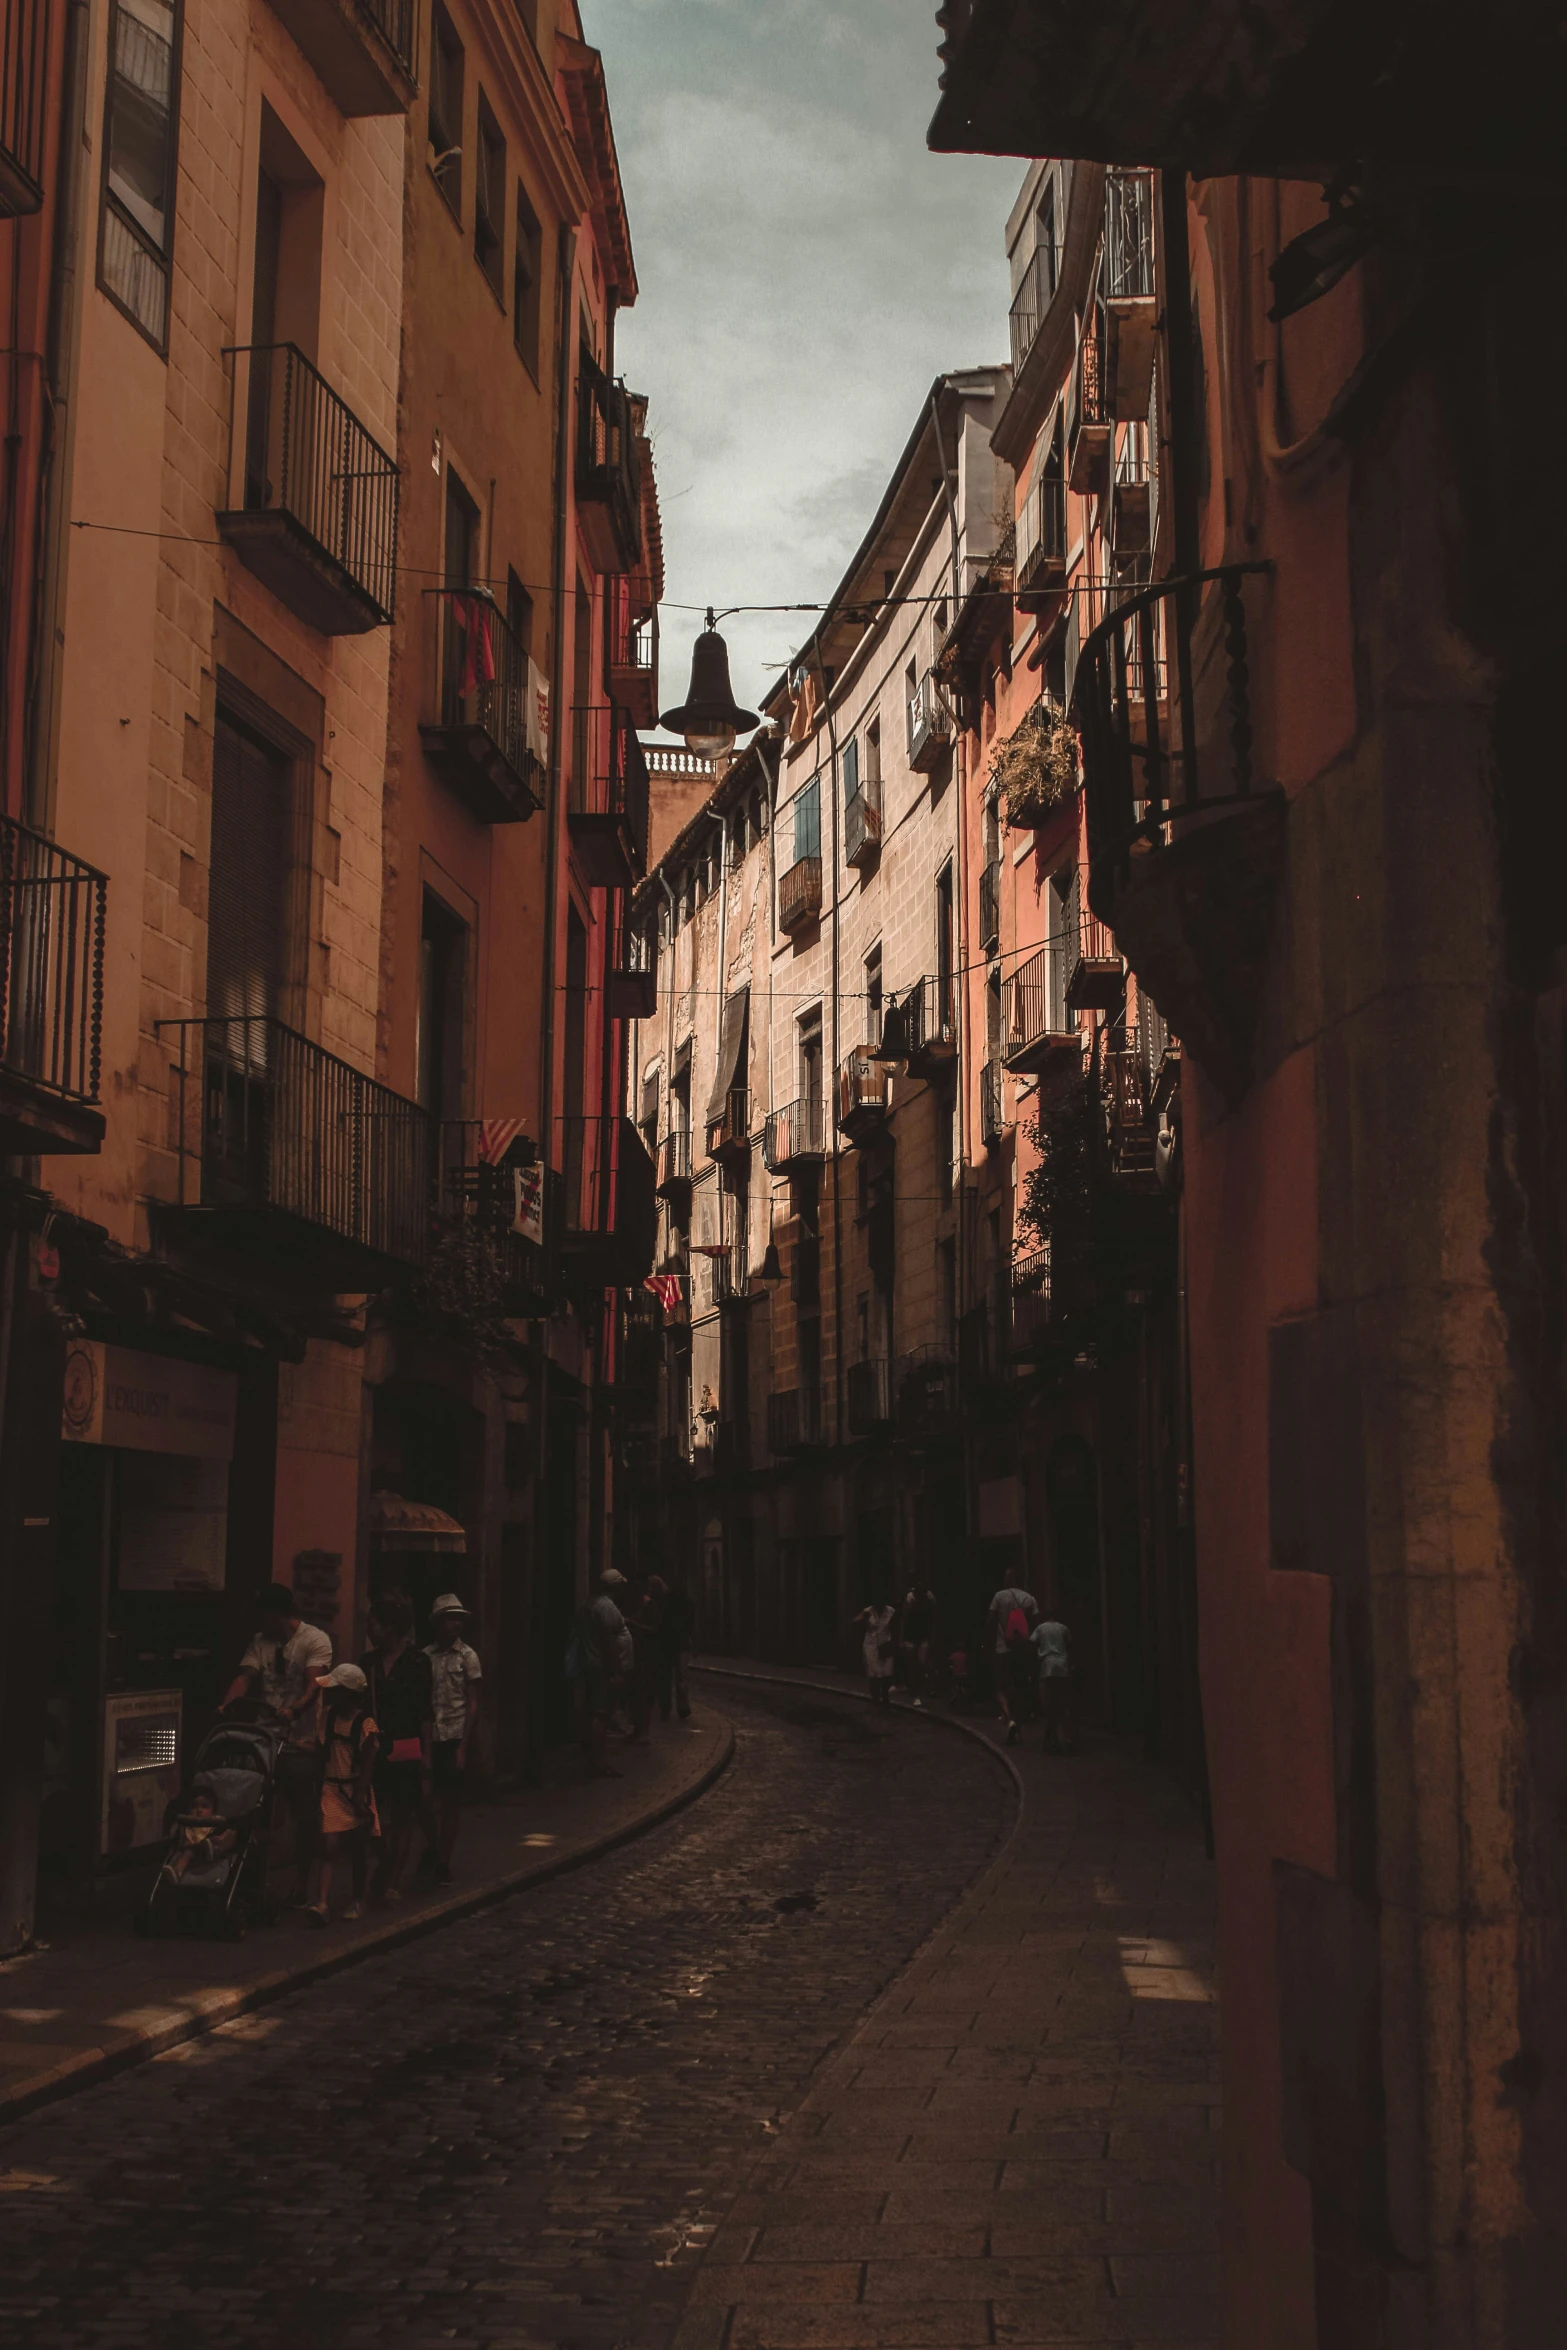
[137,1720,283,1941]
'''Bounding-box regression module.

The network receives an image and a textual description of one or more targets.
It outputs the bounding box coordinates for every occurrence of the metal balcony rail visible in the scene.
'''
[227,342,399,620]
[885,972,957,1066]
[359,0,418,73]
[1,0,48,215]
[613,611,656,673]
[906,669,952,766]
[1011,1248,1053,1349]
[576,357,642,569]
[705,1085,750,1160]
[846,1356,894,1436]
[837,1048,891,1132]
[1066,334,1107,444]
[165,1016,431,1264]
[778,854,822,933]
[844,777,883,867]
[552,1114,658,1287]
[1,816,107,1106]
[708,1243,749,1306]
[1104,169,1157,302]
[1017,476,1065,586]
[979,858,1001,952]
[656,1129,692,1190]
[1005,940,1076,1068]
[1073,565,1270,908]
[767,1386,821,1453]
[1065,866,1119,981]
[981,1054,1006,1147]
[569,702,651,864]
[763,1094,825,1170]
[1009,237,1063,370]
[427,588,542,782]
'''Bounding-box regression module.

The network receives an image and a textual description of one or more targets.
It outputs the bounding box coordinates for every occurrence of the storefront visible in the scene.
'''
[40,1337,260,1902]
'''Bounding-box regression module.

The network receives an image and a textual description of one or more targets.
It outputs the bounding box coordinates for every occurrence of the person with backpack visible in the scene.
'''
[987,1580,1039,1746]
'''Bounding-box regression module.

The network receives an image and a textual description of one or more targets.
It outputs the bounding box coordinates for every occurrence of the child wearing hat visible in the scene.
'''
[307,1664,380,1927]
[419,1595,482,1884]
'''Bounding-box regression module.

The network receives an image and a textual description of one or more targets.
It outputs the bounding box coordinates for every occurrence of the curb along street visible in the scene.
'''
[0,1710,736,2131]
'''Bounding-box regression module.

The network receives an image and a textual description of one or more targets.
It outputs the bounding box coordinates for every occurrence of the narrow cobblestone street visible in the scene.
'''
[0,1688,1012,2350]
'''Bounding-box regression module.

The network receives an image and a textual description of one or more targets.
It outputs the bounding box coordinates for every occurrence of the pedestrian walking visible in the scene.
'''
[656,1573,696,1725]
[220,1582,332,1906]
[417,1595,481,1885]
[307,1663,380,1926]
[361,1592,434,1902]
[1033,1614,1074,1752]
[899,1584,937,1704]
[569,1568,629,1777]
[987,1579,1039,1746]
[855,1597,898,1709]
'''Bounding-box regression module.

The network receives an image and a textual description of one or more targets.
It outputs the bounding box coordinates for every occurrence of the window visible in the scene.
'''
[841,735,860,811]
[474,94,505,296]
[794,776,821,864]
[798,1007,823,1124]
[514,180,543,376]
[865,717,881,786]
[864,945,882,1048]
[429,5,464,213]
[208,711,290,1025]
[1037,179,1058,299]
[936,862,955,1025]
[100,1,182,352]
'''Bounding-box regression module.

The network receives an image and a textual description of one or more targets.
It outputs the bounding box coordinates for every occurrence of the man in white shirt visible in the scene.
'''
[417,1594,482,1885]
[222,1583,333,1904]
[987,1582,1039,1747]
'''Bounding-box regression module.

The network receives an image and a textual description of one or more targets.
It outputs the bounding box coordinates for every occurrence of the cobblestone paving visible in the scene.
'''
[0,1689,1012,2350]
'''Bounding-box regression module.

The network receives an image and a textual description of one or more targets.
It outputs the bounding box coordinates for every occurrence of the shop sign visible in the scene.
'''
[62,1341,238,1461]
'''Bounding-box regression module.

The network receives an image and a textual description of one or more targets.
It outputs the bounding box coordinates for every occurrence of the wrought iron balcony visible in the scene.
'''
[1009,237,1063,371]
[767,1385,822,1454]
[162,1016,431,1279]
[837,1049,890,1143]
[1074,564,1282,1101]
[607,918,657,1021]
[1104,169,1158,418]
[1103,1049,1161,1189]
[981,1054,1007,1149]
[898,1344,959,1441]
[554,1114,657,1290]
[844,777,883,870]
[979,858,1001,953]
[440,1128,557,1317]
[906,671,952,772]
[218,344,398,635]
[1010,1249,1053,1353]
[1064,867,1124,1010]
[705,1086,750,1167]
[778,855,822,935]
[884,974,957,1076]
[609,606,658,728]
[706,1242,750,1307]
[763,1095,825,1171]
[420,591,546,824]
[264,0,417,116]
[1016,477,1066,601]
[1004,941,1079,1076]
[1066,335,1110,496]
[655,1129,692,1198]
[569,703,650,888]
[0,817,107,1154]
[846,1356,894,1438]
[576,358,642,576]
[1111,440,1153,558]
[1,0,48,215]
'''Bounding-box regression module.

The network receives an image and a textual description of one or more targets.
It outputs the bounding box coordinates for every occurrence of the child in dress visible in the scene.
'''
[306,1664,380,1926]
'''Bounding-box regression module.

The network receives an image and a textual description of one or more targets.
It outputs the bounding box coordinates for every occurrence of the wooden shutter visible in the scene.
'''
[706,989,750,1119]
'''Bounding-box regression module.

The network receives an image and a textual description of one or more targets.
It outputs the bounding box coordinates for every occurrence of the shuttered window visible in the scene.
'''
[707,989,749,1119]
[794,777,821,864]
[208,711,290,1029]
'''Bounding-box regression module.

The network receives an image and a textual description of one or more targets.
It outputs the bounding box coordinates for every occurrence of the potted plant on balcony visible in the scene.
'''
[990,698,1079,830]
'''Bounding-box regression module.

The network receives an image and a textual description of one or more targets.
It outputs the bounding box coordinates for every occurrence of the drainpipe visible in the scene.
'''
[813,651,844,1464]
[26,0,91,832]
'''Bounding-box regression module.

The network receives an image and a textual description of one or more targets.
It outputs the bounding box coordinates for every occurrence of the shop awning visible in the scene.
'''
[706,988,749,1118]
[368,1492,468,1553]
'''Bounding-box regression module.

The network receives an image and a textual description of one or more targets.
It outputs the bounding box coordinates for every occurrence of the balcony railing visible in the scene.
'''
[1,0,48,215]
[219,343,399,633]
[0,816,107,1154]
[1066,335,1110,495]
[778,855,822,934]
[1016,477,1066,597]
[884,974,957,1074]
[837,1049,890,1141]
[1104,169,1157,301]
[656,1129,692,1196]
[554,1114,657,1289]
[846,1356,894,1437]
[1009,238,1063,371]
[707,1243,750,1307]
[607,918,657,1021]
[1004,942,1079,1076]
[763,1094,825,1171]
[440,1128,556,1316]
[420,591,546,824]
[265,0,418,116]
[705,1085,750,1165]
[844,777,883,869]
[576,357,642,576]
[569,703,650,886]
[1011,1249,1053,1352]
[979,858,1001,953]
[609,606,658,726]
[163,1016,431,1273]
[907,671,952,772]
[981,1054,1006,1148]
[1104,1048,1161,1187]
[1065,866,1123,1010]
[767,1386,822,1454]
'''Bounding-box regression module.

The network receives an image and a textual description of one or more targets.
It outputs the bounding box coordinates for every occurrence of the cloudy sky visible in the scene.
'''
[588,0,1022,728]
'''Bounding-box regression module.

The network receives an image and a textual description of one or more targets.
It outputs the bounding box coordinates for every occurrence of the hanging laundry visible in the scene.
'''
[477,1118,524,1165]
[455,596,497,697]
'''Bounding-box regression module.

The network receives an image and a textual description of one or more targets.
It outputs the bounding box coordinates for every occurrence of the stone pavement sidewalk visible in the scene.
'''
[0,1705,731,2127]
[684,1661,1219,2349]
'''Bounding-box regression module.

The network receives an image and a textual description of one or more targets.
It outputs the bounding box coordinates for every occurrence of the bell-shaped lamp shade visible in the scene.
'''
[661,621,760,758]
[757,1240,784,1285]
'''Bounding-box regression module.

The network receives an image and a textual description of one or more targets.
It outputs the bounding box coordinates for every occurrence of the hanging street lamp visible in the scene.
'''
[661,609,760,758]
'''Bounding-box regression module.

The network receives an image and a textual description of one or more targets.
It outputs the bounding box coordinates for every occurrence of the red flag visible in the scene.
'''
[643,1274,685,1312]
[477,1118,524,1165]
[456,596,496,696]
